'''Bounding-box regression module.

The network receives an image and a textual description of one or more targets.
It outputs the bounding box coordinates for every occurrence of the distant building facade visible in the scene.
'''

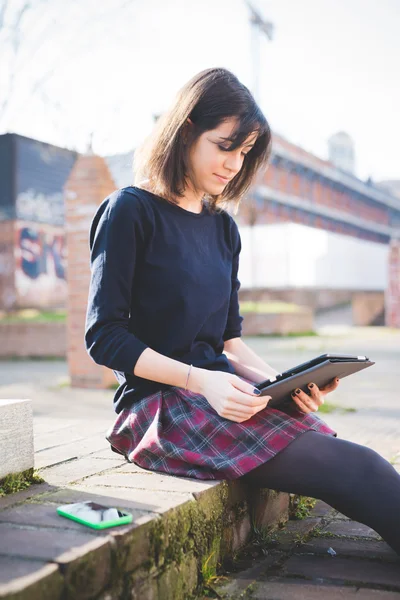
[237,132,400,245]
[1,131,399,320]
[0,133,77,310]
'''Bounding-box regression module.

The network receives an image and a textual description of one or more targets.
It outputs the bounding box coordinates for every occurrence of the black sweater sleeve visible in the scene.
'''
[84,190,149,373]
[223,216,244,342]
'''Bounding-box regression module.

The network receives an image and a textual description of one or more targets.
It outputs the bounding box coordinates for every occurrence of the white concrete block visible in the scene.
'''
[0,399,34,479]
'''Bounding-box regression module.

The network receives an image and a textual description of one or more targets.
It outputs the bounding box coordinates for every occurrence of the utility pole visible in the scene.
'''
[245,1,274,104]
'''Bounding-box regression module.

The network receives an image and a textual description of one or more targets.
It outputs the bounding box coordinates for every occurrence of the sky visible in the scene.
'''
[1,0,399,182]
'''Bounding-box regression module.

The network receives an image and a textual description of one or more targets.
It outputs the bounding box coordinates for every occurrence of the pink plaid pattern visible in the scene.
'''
[106,382,337,481]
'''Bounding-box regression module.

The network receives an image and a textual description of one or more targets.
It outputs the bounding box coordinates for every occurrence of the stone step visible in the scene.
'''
[0,453,290,600]
[212,501,400,600]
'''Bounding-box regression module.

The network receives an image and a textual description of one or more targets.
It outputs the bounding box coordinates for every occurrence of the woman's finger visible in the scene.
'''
[319,377,340,394]
[292,388,319,412]
[291,390,314,413]
[305,383,324,406]
[221,403,268,421]
[223,410,262,423]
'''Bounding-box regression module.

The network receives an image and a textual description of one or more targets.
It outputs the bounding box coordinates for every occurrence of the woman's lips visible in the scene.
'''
[214,174,230,183]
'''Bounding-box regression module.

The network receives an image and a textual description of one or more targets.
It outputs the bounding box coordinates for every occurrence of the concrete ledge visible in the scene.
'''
[0,458,290,600]
[0,399,34,479]
[242,309,314,336]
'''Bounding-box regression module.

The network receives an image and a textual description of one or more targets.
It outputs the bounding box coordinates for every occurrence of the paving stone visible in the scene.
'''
[248,579,400,599]
[34,435,109,469]
[114,461,185,474]
[281,555,400,589]
[88,448,126,461]
[297,537,399,562]
[0,502,116,534]
[38,456,121,486]
[261,518,321,551]
[0,556,57,587]
[321,520,381,539]
[34,427,85,452]
[82,471,218,494]
[309,500,337,519]
[329,512,351,521]
[213,554,283,598]
[34,422,110,453]
[0,557,63,599]
[0,524,111,599]
[0,522,106,561]
[0,482,54,511]
[32,485,193,514]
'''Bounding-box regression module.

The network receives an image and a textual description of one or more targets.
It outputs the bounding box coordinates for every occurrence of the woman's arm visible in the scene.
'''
[223,337,279,384]
[134,347,206,393]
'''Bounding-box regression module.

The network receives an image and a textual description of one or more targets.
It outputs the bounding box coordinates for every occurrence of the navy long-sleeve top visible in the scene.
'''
[84,186,244,413]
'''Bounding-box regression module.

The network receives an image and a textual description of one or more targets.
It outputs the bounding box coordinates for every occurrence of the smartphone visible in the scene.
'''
[57,501,133,529]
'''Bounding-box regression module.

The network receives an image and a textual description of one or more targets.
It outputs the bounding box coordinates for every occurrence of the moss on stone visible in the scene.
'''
[129,484,288,598]
[145,484,248,597]
[289,494,316,520]
[0,467,45,497]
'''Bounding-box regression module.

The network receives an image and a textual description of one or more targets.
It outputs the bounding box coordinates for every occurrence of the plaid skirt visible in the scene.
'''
[106,378,337,481]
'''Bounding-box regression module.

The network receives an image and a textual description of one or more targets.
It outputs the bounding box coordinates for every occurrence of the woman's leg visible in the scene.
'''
[241,430,400,555]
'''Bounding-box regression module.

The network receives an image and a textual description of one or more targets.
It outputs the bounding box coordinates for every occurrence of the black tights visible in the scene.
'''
[240,431,400,556]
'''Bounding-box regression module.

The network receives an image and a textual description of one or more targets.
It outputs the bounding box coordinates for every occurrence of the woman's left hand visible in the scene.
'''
[291,377,340,413]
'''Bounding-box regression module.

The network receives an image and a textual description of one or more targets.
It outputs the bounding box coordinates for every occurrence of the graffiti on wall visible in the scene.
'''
[15,221,67,307]
[16,190,64,226]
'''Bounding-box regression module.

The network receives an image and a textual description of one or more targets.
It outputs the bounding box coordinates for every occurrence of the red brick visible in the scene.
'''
[64,154,117,388]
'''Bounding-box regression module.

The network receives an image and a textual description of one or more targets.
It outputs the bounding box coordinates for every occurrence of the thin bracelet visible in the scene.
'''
[185,364,193,390]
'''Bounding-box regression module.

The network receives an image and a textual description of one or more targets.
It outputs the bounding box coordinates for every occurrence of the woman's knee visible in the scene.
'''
[354,444,394,479]
[293,434,384,491]
[331,440,390,496]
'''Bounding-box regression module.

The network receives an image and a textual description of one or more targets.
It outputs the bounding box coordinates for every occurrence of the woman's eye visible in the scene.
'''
[218,144,247,157]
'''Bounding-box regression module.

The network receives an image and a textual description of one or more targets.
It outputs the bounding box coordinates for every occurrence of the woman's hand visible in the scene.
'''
[291,378,340,413]
[188,368,271,423]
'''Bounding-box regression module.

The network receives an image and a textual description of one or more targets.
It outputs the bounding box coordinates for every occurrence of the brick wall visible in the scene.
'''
[0,322,65,357]
[386,238,400,327]
[64,154,117,388]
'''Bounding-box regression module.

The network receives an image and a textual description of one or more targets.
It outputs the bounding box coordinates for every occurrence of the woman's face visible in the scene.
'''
[186,116,257,196]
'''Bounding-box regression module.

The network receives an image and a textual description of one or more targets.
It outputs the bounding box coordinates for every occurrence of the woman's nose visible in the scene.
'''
[224,151,243,174]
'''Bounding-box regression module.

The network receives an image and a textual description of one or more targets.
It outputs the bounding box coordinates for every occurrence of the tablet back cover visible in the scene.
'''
[259,360,374,408]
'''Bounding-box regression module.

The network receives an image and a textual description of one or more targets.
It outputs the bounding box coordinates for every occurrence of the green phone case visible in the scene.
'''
[56,505,133,529]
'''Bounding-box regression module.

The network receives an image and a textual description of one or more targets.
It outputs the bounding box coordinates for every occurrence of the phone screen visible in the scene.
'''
[58,501,130,524]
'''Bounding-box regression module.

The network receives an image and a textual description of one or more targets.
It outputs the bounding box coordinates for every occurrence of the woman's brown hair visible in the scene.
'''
[133,67,272,213]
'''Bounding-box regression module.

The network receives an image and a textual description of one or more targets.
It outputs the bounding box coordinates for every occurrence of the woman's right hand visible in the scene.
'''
[187,368,271,423]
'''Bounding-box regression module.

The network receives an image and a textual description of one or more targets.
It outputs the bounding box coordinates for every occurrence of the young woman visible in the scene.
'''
[85,67,400,555]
